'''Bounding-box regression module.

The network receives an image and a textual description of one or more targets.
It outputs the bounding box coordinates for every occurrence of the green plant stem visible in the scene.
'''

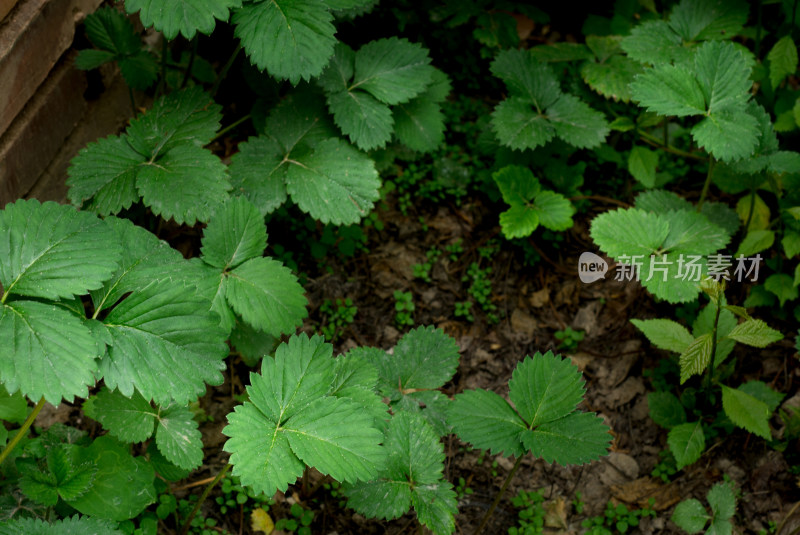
[743,188,756,234]
[128,86,137,116]
[181,36,199,89]
[638,130,705,161]
[0,397,45,466]
[157,37,169,98]
[211,43,242,98]
[209,114,251,144]
[755,0,763,58]
[179,462,231,535]
[697,157,716,212]
[475,454,524,535]
[703,301,722,395]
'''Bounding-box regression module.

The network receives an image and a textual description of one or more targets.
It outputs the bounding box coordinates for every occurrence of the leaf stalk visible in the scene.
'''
[475,454,524,535]
[179,462,231,535]
[0,397,46,466]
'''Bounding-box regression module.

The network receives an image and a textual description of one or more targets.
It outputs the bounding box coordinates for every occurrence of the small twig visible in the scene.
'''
[171,475,217,492]
[777,500,800,535]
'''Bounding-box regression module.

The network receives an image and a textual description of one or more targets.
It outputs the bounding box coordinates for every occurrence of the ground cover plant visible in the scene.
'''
[2,0,800,533]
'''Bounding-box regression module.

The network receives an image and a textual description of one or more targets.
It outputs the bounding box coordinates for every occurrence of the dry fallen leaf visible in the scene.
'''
[251,507,274,534]
[544,497,568,528]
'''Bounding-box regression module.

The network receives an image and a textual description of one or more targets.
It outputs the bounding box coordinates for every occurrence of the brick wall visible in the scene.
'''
[0,0,136,206]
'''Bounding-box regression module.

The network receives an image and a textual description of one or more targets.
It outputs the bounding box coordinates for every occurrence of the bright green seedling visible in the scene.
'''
[508,489,547,535]
[489,48,609,151]
[223,334,386,497]
[464,262,498,323]
[582,500,656,534]
[493,166,575,239]
[671,480,736,534]
[276,503,314,535]
[635,280,783,469]
[590,190,737,303]
[448,351,611,532]
[413,248,442,282]
[555,327,585,352]
[393,290,415,327]
[454,301,474,322]
[75,6,158,91]
[320,298,358,342]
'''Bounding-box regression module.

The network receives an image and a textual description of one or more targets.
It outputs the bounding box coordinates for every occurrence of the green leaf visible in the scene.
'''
[0,385,28,423]
[694,41,752,114]
[768,36,798,89]
[84,6,141,55]
[228,136,288,216]
[679,333,714,383]
[0,200,121,301]
[721,385,771,439]
[0,515,124,534]
[351,37,434,105]
[725,319,783,347]
[671,499,709,533]
[125,0,241,39]
[546,94,609,149]
[692,107,759,162]
[499,205,539,239]
[101,279,228,405]
[668,421,705,469]
[66,436,156,521]
[647,391,687,429]
[491,49,560,108]
[233,0,335,83]
[764,273,798,307]
[156,404,203,470]
[621,20,685,65]
[364,326,459,399]
[447,389,527,457]
[224,257,307,337]
[635,189,693,214]
[118,51,159,91]
[393,97,446,153]
[661,210,729,255]
[264,90,337,154]
[75,48,116,70]
[284,138,380,225]
[668,0,748,41]
[533,191,575,231]
[67,135,143,215]
[520,412,611,465]
[1,301,98,404]
[90,217,186,314]
[707,481,736,520]
[580,55,642,103]
[508,352,584,427]
[135,144,231,225]
[126,87,222,157]
[411,482,459,535]
[84,388,155,443]
[491,97,554,151]
[223,335,384,497]
[630,64,706,117]
[343,479,410,521]
[590,208,669,258]
[201,197,266,270]
[631,318,694,353]
[529,43,593,62]
[317,42,355,94]
[739,380,785,413]
[326,89,393,150]
[628,146,659,188]
[329,353,388,426]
